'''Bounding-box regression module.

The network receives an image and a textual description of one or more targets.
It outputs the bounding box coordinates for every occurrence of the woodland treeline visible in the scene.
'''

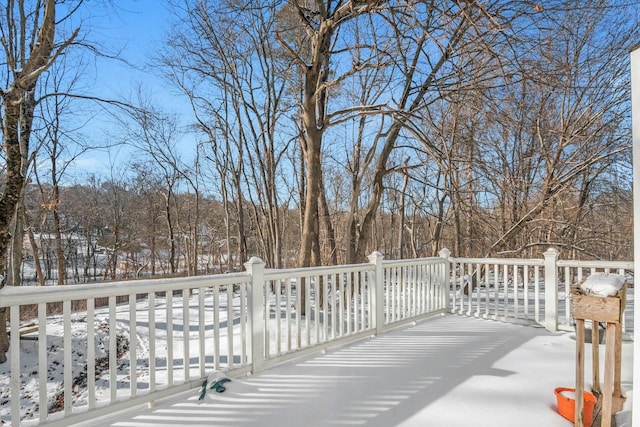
[1,0,638,287]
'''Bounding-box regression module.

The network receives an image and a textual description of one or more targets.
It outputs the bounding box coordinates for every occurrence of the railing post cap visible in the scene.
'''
[544,247,559,257]
[439,248,451,258]
[368,251,384,262]
[244,256,266,270]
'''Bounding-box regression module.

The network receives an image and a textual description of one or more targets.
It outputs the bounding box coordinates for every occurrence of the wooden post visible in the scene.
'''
[601,323,617,427]
[575,318,586,427]
[591,323,600,395]
[614,321,623,399]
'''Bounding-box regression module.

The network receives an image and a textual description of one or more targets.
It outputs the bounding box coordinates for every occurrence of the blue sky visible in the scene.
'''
[67,0,195,180]
[92,1,170,97]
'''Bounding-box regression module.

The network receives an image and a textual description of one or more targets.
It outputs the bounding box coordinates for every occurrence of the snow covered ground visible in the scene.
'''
[84,315,633,427]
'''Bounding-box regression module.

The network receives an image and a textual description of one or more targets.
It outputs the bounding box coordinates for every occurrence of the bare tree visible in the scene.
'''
[160,0,299,269]
[482,2,637,257]
[276,0,384,268]
[0,0,80,363]
[127,108,185,274]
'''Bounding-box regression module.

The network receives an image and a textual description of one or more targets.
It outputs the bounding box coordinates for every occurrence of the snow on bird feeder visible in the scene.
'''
[579,273,626,297]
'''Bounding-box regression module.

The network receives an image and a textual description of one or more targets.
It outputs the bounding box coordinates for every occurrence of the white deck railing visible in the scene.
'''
[0,249,633,426]
[444,248,634,335]
[0,252,448,426]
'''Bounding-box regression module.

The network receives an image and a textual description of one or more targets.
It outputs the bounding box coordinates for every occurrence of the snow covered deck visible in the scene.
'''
[85,315,634,427]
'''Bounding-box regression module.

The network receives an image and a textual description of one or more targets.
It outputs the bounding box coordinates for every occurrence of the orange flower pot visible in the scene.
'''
[555,387,596,426]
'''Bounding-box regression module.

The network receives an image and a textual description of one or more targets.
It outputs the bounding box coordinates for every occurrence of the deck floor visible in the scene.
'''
[85,315,633,427]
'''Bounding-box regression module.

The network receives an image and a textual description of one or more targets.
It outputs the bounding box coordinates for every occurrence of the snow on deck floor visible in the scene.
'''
[84,315,634,427]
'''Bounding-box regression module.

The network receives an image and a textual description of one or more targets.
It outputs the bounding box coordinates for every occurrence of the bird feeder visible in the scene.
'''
[572,273,626,427]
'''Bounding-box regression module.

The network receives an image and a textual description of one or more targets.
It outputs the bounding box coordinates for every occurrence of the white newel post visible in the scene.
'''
[368,251,384,336]
[439,248,451,312]
[543,248,559,333]
[245,256,266,373]
[629,44,640,427]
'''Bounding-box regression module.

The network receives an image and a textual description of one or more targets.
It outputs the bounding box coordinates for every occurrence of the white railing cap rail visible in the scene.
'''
[382,257,446,267]
[448,257,544,267]
[263,262,374,280]
[556,260,633,269]
[0,272,251,307]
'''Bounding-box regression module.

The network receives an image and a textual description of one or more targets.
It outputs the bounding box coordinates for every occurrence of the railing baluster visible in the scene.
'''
[87,298,96,408]
[347,271,353,332]
[512,265,520,319]
[474,263,481,317]
[484,263,489,318]
[502,264,509,321]
[534,266,540,323]
[182,289,189,382]
[393,267,399,320]
[129,293,137,397]
[295,277,302,350]
[408,266,413,317]
[363,271,369,328]
[275,280,281,355]
[418,265,424,315]
[286,278,292,352]
[227,284,234,369]
[493,264,499,320]
[412,265,418,316]
[149,292,156,393]
[304,276,311,348]
[524,266,529,320]
[240,281,247,364]
[418,265,424,314]
[10,305,20,426]
[466,263,472,316]
[213,286,220,370]
[64,300,72,415]
[198,288,205,377]
[337,273,344,337]
[167,292,174,386]
[404,266,409,319]
[323,274,329,342]
[38,302,48,421]
[109,296,117,402]
[314,275,321,344]
[565,266,573,326]
[331,273,337,339]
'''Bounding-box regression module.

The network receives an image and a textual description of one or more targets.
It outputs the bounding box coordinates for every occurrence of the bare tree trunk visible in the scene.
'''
[24,209,45,286]
[319,171,337,265]
[163,192,176,274]
[298,101,323,269]
[8,202,24,286]
[397,164,409,259]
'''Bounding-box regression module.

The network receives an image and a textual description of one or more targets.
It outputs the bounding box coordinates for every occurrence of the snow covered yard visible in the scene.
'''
[84,315,634,427]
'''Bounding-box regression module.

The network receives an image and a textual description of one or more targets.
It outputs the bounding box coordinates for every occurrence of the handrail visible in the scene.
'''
[0,273,250,307]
